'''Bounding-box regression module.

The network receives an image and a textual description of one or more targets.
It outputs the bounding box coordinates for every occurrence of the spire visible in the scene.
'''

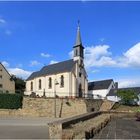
[75,20,82,46]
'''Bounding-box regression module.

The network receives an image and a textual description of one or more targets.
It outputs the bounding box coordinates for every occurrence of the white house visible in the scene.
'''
[25,24,88,98]
[88,79,118,100]
[0,63,15,93]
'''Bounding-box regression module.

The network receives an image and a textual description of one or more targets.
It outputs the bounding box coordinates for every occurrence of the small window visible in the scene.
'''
[0,69,2,71]
[31,82,33,91]
[79,72,81,77]
[0,75,2,78]
[60,75,64,87]
[49,77,52,89]
[39,79,41,90]
[75,49,78,56]
[0,84,2,88]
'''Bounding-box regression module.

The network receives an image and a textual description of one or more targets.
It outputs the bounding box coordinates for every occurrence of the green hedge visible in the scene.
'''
[0,93,23,109]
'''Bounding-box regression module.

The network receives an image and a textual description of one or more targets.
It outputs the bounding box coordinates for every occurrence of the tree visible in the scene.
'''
[12,75,25,95]
[117,90,138,105]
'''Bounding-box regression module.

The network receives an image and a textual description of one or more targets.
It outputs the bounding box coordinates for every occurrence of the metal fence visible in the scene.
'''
[24,90,95,99]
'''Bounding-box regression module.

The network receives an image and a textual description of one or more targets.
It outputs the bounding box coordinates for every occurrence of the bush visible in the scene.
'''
[117,90,138,105]
[0,93,23,109]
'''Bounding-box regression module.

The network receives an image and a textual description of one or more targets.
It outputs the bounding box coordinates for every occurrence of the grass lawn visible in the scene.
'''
[112,103,140,112]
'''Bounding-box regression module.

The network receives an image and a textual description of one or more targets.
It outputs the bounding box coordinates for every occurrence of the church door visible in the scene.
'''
[79,84,82,98]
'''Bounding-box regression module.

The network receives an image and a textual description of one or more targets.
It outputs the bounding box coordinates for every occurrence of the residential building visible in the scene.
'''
[0,63,15,93]
[88,79,117,100]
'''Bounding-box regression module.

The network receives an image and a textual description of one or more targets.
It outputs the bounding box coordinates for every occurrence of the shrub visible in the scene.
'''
[0,93,23,109]
[117,90,138,105]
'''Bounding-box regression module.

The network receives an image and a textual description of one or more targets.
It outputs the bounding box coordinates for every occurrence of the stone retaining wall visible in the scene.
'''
[0,97,103,118]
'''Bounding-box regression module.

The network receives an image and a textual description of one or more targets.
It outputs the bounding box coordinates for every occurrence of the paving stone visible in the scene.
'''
[93,117,140,139]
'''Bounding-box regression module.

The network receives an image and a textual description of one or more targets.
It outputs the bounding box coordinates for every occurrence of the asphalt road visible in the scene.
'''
[0,117,60,139]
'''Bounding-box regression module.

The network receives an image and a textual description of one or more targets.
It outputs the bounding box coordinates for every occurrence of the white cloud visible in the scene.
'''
[8,68,32,79]
[30,60,41,66]
[1,60,31,79]
[69,42,140,69]
[41,53,51,58]
[91,69,100,73]
[69,51,73,58]
[2,61,10,68]
[117,78,140,88]
[0,18,6,24]
[49,60,58,64]
[84,45,116,68]
[122,43,140,67]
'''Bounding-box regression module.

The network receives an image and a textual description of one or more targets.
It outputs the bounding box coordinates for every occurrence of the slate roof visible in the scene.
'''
[26,59,76,81]
[118,87,140,95]
[88,79,113,90]
[107,89,117,96]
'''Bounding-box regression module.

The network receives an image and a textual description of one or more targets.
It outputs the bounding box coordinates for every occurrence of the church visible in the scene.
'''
[25,24,88,98]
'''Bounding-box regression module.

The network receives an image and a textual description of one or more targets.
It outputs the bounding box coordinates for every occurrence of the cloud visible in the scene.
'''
[1,60,31,79]
[30,60,41,66]
[8,68,32,79]
[117,78,140,88]
[91,69,100,73]
[49,60,58,64]
[69,42,140,69]
[121,42,140,67]
[0,18,6,24]
[84,45,116,68]
[2,61,10,67]
[41,53,51,58]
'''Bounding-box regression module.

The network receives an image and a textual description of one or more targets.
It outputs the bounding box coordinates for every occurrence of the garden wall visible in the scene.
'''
[0,97,103,118]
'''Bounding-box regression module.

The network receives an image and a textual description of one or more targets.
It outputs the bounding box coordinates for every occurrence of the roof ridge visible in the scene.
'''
[89,79,113,83]
[41,59,73,69]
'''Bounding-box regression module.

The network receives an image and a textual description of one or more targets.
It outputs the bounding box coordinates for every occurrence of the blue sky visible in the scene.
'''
[0,1,140,88]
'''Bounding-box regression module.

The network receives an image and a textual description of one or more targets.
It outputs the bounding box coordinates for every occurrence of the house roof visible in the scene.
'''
[107,89,117,96]
[0,62,12,77]
[88,79,113,90]
[118,87,140,95]
[26,59,76,81]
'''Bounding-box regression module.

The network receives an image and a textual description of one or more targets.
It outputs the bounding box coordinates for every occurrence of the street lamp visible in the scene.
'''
[54,78,59,118]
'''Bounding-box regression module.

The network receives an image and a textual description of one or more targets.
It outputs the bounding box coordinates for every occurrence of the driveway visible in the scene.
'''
[94,117,140,139]
[0,117,60,139]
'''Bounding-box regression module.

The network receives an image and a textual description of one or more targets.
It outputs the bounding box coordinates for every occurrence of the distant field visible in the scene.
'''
[112,103,140,112]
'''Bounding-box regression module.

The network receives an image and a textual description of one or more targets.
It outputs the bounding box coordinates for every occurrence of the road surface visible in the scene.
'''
[0,117,60,139]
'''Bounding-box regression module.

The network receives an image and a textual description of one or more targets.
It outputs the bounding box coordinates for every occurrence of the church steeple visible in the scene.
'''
[73,21,84,61]
[75,21,82,46]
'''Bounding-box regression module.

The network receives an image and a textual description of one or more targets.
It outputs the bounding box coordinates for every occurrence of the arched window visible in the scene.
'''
[39,79,41,90]
[60,75,64,87]
[49,77,52,89]
[31,82,33,91]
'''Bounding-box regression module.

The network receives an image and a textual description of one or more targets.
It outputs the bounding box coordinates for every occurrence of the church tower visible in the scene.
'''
[73,22,84,67]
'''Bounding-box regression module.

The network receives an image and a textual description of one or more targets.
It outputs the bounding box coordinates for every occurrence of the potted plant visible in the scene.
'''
[136,109,140,121]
